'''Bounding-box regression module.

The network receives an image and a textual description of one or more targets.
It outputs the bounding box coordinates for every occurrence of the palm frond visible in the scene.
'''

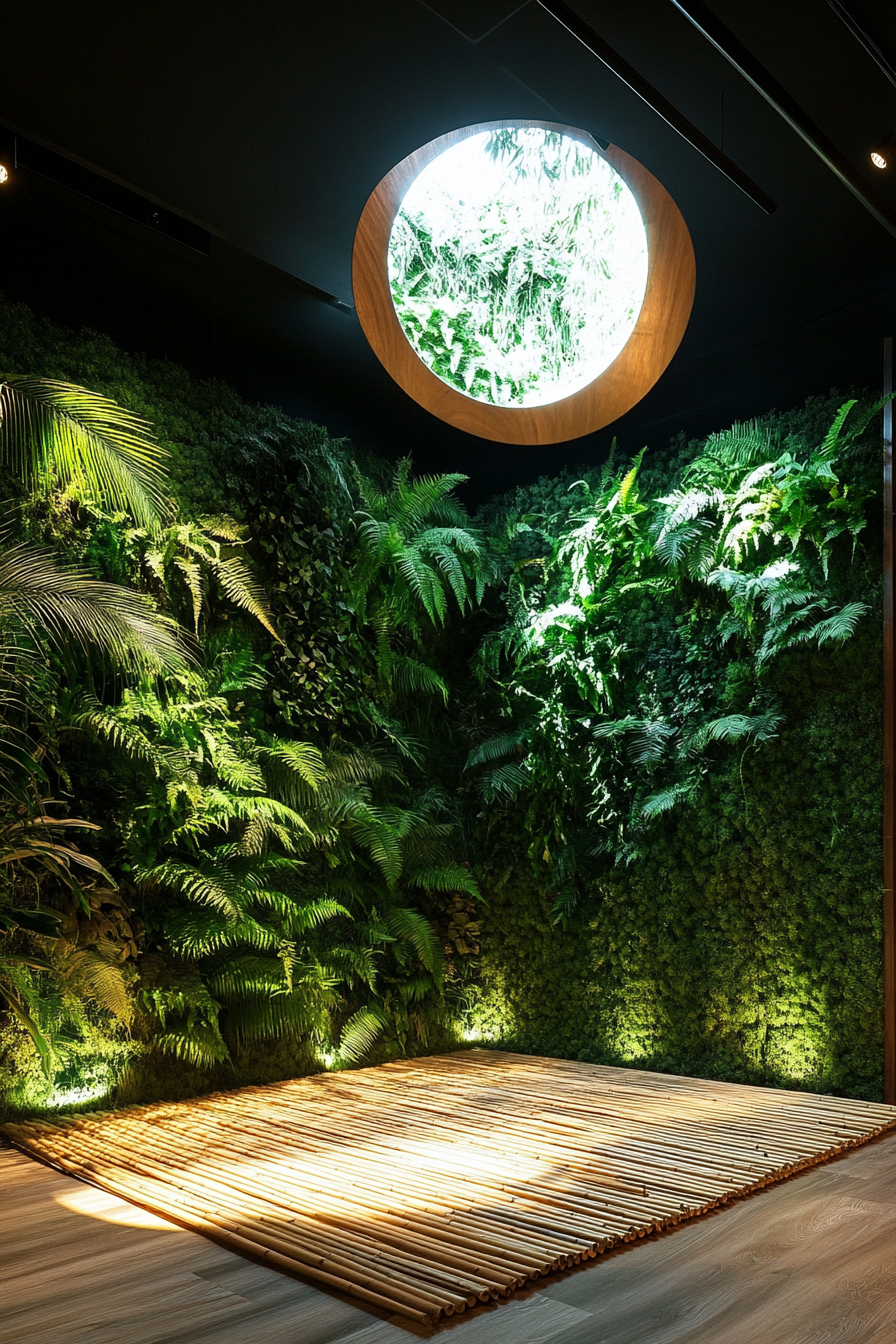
[0,375,170,524]
[0,979,57,1077]
[0,543,188,672]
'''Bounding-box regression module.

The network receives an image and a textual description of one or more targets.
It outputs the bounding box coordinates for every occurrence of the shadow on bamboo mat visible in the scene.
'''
[4,1050,895,1326]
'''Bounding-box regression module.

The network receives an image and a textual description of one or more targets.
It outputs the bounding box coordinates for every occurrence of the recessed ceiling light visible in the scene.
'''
[0,164,9,185]
[871,132,896,169]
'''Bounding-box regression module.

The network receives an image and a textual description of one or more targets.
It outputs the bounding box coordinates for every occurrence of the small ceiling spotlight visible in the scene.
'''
[871,132,896,169]
[0,164,9,185]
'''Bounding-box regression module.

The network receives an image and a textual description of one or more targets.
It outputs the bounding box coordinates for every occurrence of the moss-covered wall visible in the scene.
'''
[472,627,884,1098]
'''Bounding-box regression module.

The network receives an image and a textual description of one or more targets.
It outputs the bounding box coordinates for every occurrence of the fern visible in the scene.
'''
[335,1004,388,1063]
[464,732,525,770]
[61,949,133,1023]
[640,781,696,819]
[408,864,481,899]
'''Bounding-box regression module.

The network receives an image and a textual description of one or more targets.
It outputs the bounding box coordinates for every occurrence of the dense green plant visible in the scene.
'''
[350,459,492,754]
[464,393,885,1097]
[469,401,877,904]
[240,456,487,1056]
[0,314,486,1109]
[0,374,186,1086]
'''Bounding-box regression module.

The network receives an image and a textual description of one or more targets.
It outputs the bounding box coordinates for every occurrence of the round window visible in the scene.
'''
[387,126,649,410]
[354,121,695,445]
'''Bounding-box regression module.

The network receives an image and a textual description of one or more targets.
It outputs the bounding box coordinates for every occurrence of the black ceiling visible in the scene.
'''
[2,0,896,502]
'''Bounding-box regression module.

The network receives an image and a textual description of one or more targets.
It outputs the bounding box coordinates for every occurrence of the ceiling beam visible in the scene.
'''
[827,0,896,91]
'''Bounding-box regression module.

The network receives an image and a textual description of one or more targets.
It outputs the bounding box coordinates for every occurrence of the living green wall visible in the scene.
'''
[0,298,476,1116]
[465,399,885,1100]
[471,627,883,1098]
[0,296,886,1106]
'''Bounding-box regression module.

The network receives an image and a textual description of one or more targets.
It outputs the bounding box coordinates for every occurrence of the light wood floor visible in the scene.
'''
[3,1128,895,1344]
[6,1053,894,1327]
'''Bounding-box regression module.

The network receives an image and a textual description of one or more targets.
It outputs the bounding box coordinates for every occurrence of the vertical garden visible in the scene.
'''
[0,296,886,1114]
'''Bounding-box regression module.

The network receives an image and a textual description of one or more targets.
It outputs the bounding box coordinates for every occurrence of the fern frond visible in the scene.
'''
[384,907,444,977]
[138,859,247,920]
[640,781,696,819]
[258,740,328,807]
[155,1023,229,1066]
[335,1004,388,1062]
[477,761,530,800]
[803,601,868,647]
[174,556,206,634]
[62,949,133,1022]
[686,710,783,753]
[211,554,280,640]
[464,733,524,770]
[407,864,481,899]
[391,655,448,702]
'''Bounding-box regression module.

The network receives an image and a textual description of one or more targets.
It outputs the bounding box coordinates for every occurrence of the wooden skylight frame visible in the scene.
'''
[352,120,696,446]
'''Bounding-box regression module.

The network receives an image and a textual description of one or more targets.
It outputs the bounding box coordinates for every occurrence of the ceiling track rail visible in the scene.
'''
[536,0,776,213]
[667,0,896,241]
[0,122,354,313]
[827,0,896,91]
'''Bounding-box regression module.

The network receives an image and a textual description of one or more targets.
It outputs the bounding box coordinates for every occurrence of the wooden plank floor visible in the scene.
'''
[3,1130,896,1344]
[4,1051,895,1327]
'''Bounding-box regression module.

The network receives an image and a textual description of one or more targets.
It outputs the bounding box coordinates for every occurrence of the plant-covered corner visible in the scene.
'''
[0,296,887,1112]
[462,394,885,1097]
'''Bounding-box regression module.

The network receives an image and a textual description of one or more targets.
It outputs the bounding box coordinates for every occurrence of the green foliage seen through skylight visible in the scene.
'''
[388,127,649,409]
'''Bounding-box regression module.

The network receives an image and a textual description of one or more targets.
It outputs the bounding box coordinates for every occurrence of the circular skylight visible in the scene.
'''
[387,127,650,410]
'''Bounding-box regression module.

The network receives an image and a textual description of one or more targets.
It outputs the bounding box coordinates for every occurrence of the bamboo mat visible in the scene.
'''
[5,1050,895,1325]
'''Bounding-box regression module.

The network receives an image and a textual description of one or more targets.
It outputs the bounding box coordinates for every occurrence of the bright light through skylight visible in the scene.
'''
[387,127,649,409]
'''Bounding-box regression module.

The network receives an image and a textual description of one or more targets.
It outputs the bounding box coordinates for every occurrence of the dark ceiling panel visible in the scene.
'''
[1,0,894,503]
[419,0,530,43]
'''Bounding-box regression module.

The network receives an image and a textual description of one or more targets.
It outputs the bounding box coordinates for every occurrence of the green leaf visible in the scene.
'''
[0,375,170,525]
